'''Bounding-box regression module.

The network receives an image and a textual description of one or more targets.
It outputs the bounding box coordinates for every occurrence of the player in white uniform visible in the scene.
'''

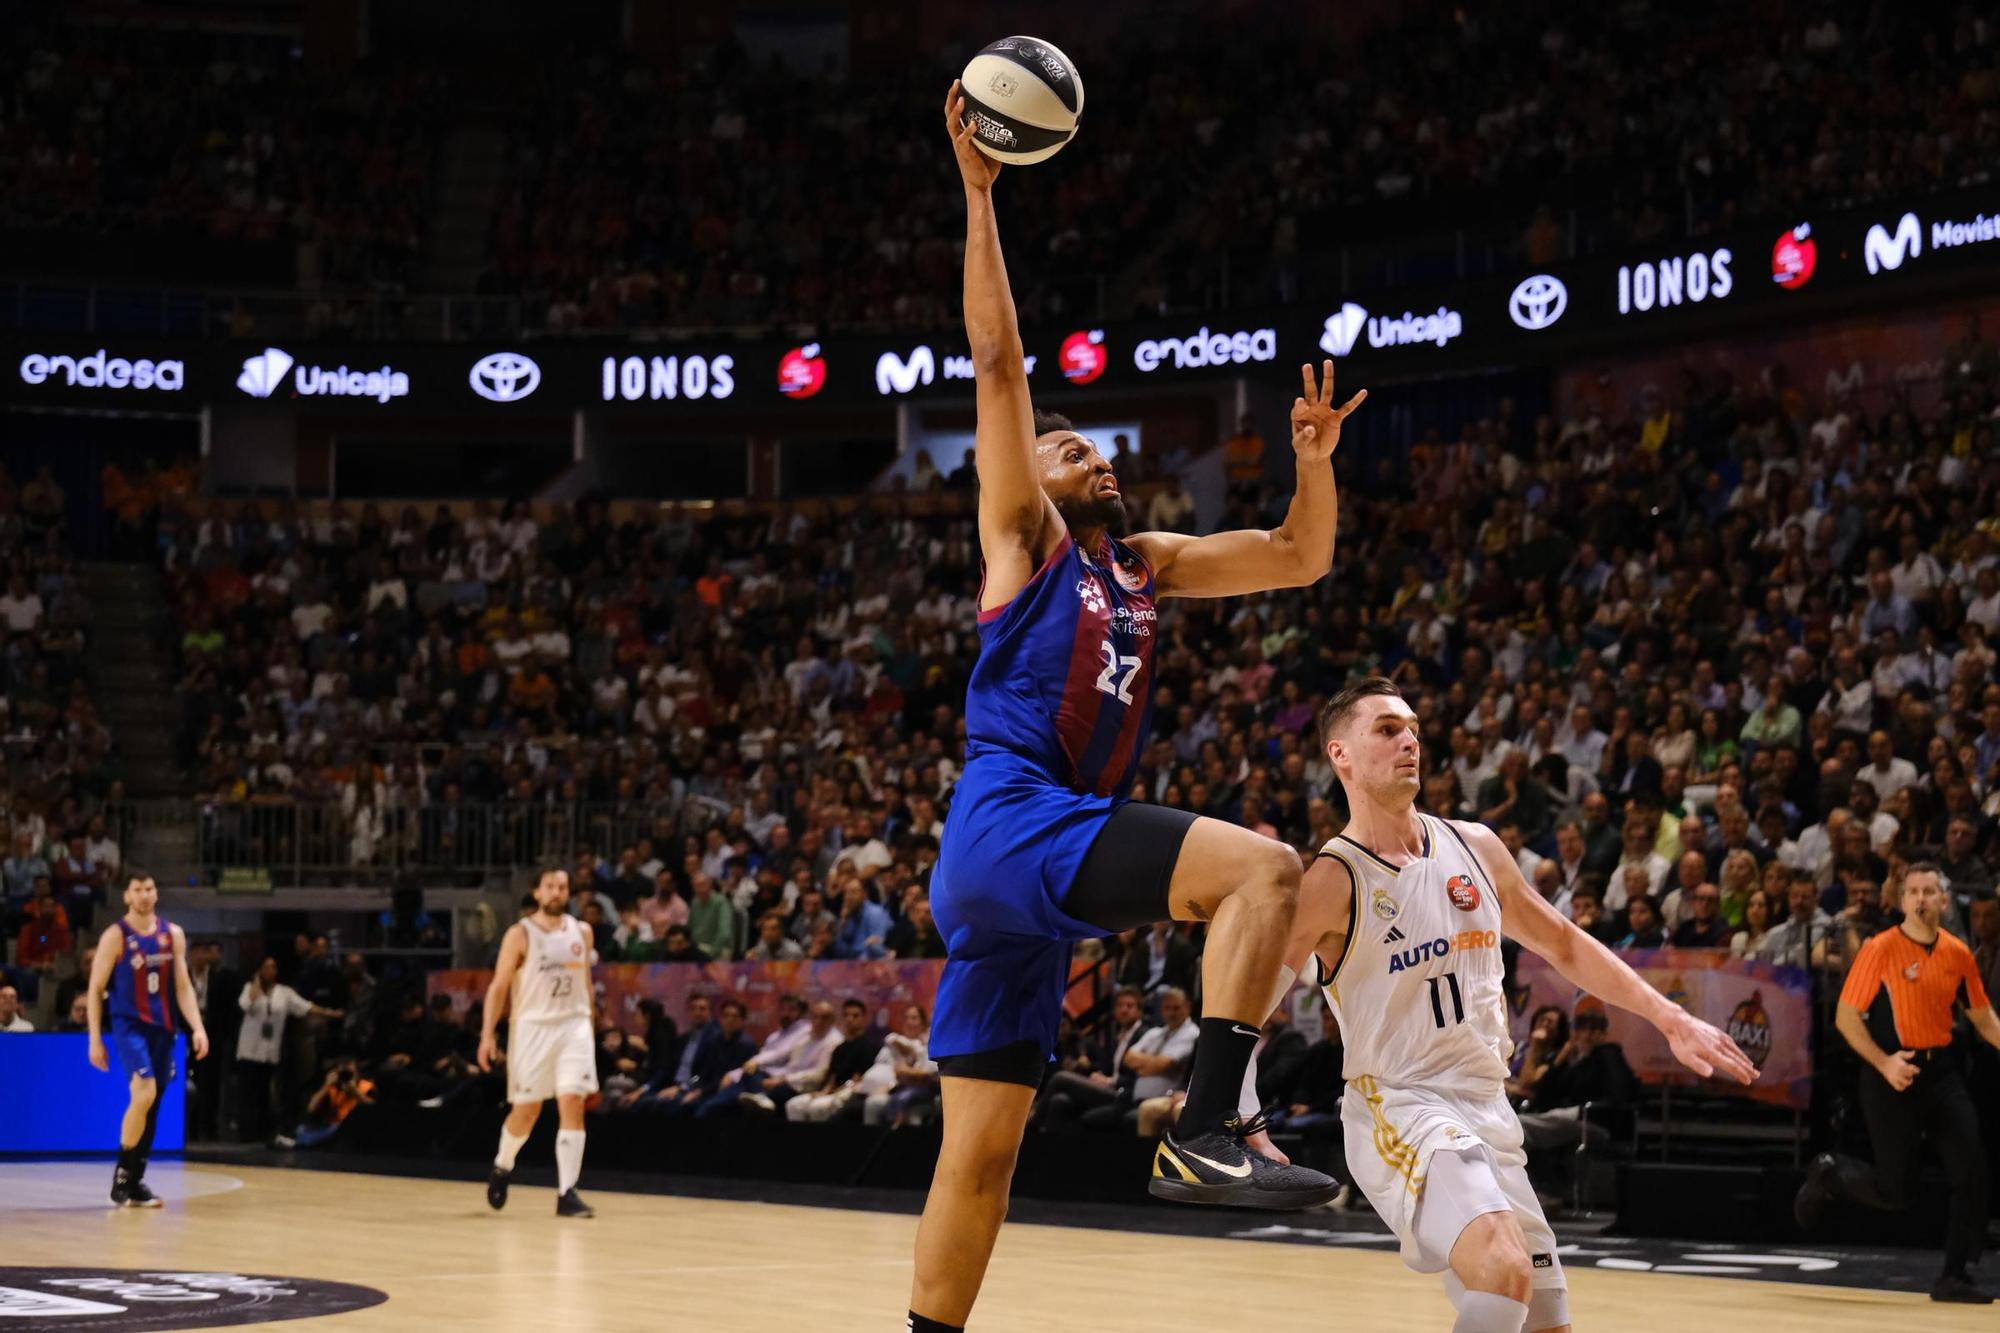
[1245,679,1755,1331]
[478,867,599,1217]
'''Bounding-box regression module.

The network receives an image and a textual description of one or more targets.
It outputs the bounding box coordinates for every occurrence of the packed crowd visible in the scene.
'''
[1,20,446,291]
[0,462,125,971]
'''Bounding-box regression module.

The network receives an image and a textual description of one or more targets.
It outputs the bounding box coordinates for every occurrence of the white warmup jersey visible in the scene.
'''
[507,914,597,1104]
[1321,815,1564,1297]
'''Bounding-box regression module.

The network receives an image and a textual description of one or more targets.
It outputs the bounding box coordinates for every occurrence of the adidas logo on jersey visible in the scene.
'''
[1381,926,1406,944]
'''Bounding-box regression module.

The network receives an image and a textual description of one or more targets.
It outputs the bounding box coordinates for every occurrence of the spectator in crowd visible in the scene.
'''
[830,878,891,961]
[1086,986,1196,1134]
[883,894,946,959]
[686,876,736,961]
[1265,1002,1343,1140]
[1731,888,1778,958]
[1517,1009,1638,1159]
[861,1003,939,1128]
[1036,986,1148,1130]
[1758,875,1838,970]
[782,998,883,1122]
[1507,1005,1571,1106]
[624,996,755,1116]
[0,984,32,1032]
[712,998,841,1119]
[59,992,91,1032]
[237,957,342,1143]
[1971,894,2000,1002]
[656,926,709,963]
[1672,883,1733,948]
[1617,895,1666,950]
[1118,922,1199,1003]
[746,911,805,962]
[13,884,72,999]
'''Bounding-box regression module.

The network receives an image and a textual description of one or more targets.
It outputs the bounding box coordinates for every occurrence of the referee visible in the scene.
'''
[1794,864,2000,1303]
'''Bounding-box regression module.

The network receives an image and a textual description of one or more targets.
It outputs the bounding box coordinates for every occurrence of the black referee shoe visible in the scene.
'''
[1792,1152,1836,1231]
[1932,1271,1993,1304]
[1149,1116,1340,1210]
[486,1166,511,1211]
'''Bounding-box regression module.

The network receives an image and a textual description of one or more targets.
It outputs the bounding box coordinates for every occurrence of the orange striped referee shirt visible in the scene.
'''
[1839,926,1990,1051]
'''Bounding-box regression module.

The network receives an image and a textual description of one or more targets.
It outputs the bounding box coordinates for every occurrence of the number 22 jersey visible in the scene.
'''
[962,529,1157,798]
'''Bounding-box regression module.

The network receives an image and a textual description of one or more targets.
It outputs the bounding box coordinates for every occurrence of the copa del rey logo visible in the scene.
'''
[778,344,826,399]
[1059,330,1107,384]
[237,347,409,404]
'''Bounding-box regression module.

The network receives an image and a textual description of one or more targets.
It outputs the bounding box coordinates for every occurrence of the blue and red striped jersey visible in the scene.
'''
[967,530,1158,797]
[108,916,178,1031]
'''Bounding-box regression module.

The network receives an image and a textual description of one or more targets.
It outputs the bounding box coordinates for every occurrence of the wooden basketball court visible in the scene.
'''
[4,1162,1983,1330]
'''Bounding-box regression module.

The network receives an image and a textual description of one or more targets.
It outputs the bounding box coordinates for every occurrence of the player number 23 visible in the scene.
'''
[1093,640,1142,705]
[550,974,574,999]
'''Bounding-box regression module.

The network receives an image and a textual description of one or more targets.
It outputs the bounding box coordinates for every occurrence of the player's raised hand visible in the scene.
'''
[945,81,1002,193]
[1662,1010,1759,1085]
[1291,360,1367,463]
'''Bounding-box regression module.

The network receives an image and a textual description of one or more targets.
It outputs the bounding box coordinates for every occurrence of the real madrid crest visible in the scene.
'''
[1371,886,1399,922]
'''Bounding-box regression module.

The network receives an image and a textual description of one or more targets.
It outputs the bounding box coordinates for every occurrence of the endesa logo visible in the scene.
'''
[1059,330,1107,384]
[1321,301,1462,356]
[18,349,184,392]
[777,344,826,399]
[1617,247,1734,315]
[600,354,735,402]
[237,347,409,403]
[1132,324,1276,373]
[1771,224,1816,290]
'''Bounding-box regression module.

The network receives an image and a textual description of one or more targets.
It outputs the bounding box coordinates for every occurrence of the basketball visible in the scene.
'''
[958,36,1083,165]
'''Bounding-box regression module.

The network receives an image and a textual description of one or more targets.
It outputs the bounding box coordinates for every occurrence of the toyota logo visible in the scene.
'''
[1508,275,1568,331]
[469,352,541,403]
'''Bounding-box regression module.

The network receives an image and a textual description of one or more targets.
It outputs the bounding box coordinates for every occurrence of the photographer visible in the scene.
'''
[276,1059,376,1149]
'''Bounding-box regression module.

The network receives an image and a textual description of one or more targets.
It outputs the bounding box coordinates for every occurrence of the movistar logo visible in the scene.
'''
[236,347,294,398]
[1864,212,1921,274]
[876,346,935,395]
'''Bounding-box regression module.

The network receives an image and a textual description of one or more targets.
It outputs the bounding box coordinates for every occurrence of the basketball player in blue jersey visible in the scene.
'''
[85,872,209,1207]
[908,85,1369,1333]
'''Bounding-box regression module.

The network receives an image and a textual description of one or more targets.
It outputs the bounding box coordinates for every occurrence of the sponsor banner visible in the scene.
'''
[428,959,945,1045]
[0,1034,185,1153]
[1512,948,1812,1110]
[0,1269,387,1329]
[4,189,1996,415]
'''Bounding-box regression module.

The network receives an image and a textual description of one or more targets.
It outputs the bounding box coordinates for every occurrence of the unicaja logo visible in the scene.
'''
[237,348,294,398]
[1864,212,1921,274]
[1320,304,1367,357]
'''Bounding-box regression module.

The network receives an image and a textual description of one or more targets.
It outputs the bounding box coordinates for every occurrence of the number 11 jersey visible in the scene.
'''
[1319,815,1512,1095]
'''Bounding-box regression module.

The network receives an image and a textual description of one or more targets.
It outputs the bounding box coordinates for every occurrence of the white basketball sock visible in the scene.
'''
[1452,1290,1527,1332]
[495,1126,528,1172]
[555,1129,585,1194]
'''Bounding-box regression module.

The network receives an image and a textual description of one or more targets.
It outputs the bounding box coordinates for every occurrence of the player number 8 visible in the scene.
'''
[146,971,161,995]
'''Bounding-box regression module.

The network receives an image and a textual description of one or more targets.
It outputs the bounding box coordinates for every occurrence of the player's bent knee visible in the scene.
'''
[129,1078,158,1107]
[1452,1214,1532,1302]
[1526,1283,1570,1332]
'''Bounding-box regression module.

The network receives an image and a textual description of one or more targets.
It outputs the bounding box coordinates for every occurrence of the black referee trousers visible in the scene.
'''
[1829,1049,1987,1274]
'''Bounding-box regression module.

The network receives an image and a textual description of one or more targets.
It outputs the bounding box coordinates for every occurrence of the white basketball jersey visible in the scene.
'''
[1320,814,1511,1095]
[511,914,591,1024]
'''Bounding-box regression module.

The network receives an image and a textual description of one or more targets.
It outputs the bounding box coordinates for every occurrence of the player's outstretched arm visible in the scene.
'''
[1459,820,1758,1085]
[1128,361,1364,599]
[945,82,1057,607]
[478,925,525,1071]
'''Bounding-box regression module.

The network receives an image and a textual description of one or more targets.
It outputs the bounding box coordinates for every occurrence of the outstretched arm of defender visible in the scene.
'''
[478,925,525,1071]
[946,82,1056,598]
[1128,361,1364,598]
[1461,820,1757,1084]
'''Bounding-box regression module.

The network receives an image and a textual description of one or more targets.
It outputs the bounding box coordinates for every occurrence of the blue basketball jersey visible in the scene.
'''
[108,916,179,1032]
[966,530,1158,798]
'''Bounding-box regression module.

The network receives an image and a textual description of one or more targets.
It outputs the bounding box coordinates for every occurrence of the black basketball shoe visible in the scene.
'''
[1149,1113,1340,1209]
[1932,1271,1994,1304]
[121,1180,163,1209]
[486,1166,511,1211]
[555,1189,595,1219]
[1792,1152,1836,1230]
